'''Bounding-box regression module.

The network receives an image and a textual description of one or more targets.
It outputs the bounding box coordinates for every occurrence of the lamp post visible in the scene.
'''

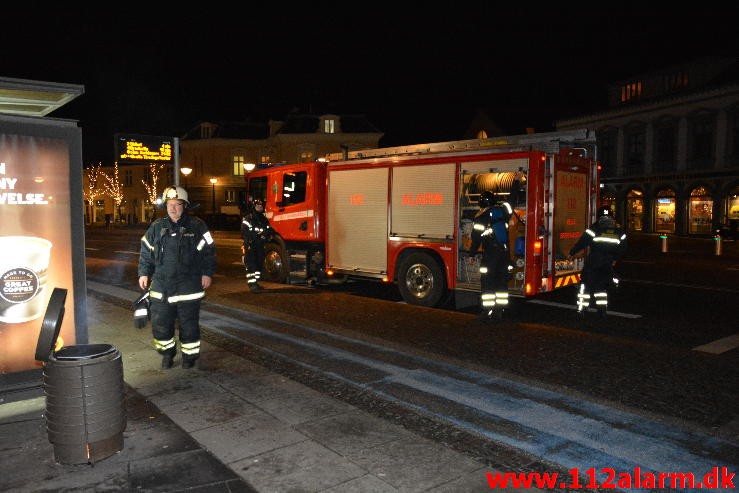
[209,178,218,214]
[181,167,192,188]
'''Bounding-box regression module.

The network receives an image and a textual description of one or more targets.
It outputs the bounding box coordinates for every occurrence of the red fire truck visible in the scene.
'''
[245,129,600,309]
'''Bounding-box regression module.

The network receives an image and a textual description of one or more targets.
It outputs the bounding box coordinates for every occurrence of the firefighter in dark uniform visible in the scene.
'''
[241,198,272,291]
[468,191,513,321]
[138,186,216,369]
[568,205,627,318]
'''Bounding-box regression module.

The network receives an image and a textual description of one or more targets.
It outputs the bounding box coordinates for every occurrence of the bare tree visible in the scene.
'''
[101,162,124,220]
[84,163,105,224]
[142,162,166,206]
[141,162,167,221]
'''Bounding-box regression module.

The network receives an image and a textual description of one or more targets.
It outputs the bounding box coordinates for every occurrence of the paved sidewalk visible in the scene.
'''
[1,288,534,492]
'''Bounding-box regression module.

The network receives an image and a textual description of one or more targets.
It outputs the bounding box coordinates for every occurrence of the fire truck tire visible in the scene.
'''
[397,252,447,308]
[262,243,289,283]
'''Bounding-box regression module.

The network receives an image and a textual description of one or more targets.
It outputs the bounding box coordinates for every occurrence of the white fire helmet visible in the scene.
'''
[161,186,189,206]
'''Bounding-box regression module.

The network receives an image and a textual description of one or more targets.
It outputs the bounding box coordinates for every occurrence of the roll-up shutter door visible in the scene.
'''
[327,167,389,274]
[391,163,455,239]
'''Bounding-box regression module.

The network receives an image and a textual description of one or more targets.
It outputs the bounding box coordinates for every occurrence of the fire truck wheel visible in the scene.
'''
[397,252,446,308]
[262,243,289,283]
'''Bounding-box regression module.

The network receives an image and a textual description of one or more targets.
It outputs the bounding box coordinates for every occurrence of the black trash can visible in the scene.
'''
[34,288,127,464]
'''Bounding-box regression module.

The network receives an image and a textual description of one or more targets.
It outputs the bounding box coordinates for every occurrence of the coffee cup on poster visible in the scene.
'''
[0,236,52,324]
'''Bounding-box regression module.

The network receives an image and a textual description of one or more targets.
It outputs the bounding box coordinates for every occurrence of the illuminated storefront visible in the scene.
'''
[688,186,713,235]
[725,186,739,223]
[654,189,676,234]
[626,189,644,231]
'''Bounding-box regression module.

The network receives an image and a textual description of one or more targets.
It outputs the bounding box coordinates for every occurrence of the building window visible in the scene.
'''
[727,107,739,167]
[233,154,245,176]
[260,155,271,165]
[620,81,643,103]
[687,114,715,169]
[725,186,739,224]
[225,190,236,203]
[200,123,215,139]
[597,128,617,178]
[624,125,645,175]
[323,118,336,134]
[124,169,133,187]
[653,121,677,173]
[663,71,689,92]
[688,186,713,235]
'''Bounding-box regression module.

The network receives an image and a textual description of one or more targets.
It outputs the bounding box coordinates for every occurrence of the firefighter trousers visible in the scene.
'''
[150,298,202,359]
[479,247,510,311]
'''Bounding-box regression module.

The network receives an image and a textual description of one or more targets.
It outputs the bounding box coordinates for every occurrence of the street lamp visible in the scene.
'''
[181,167,192,188]
[244,162,256,172]
[209,178,218,214]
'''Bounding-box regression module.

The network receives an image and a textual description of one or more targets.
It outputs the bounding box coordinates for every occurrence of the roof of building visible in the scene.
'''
[182,113,381,141]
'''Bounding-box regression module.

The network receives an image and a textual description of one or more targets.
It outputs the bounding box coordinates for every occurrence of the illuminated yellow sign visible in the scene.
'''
[116,134,173,163]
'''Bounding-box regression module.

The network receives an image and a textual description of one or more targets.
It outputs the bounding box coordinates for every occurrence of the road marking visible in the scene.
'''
[114,250,139,255]
[693,334,739,354]
[85,247,99,251]
[527,299,642,318]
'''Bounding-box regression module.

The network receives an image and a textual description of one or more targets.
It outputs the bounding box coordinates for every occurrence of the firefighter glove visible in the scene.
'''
[132,290,151,329]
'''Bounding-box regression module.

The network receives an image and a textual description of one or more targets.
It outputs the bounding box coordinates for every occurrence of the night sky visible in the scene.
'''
[3,4,737,165]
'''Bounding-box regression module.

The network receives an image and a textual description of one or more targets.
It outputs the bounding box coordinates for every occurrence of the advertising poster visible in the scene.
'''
[0,120,85,373]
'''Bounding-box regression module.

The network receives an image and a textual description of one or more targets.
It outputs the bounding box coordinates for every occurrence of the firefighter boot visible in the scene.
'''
[182,354,198,369]
[160,351,175,370]
[597,307,607,319]
[248,282,263,292]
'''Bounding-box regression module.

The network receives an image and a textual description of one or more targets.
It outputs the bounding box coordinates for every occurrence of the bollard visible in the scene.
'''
[715,235,722,256]
[660,234,668,253]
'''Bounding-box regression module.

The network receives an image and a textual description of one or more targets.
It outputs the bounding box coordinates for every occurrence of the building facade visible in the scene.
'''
[84,112,383,226]
[556,56,739,236]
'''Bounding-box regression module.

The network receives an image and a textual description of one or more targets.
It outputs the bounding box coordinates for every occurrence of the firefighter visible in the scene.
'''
[138,186,216,369]
[241,197,273,292]
[468,191,513,321]
[567,205,627,318]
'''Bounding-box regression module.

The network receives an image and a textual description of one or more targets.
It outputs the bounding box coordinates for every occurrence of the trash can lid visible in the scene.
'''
[54,344,116,360]
[34,287,68,362]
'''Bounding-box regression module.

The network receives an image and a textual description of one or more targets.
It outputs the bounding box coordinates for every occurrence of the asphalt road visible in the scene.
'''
[84,226,739,477]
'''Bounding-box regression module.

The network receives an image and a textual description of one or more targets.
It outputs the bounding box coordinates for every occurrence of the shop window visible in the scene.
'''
[654,189,676,234]
[601,191,616,217]
[688,186,713,235]
[727,187,739,220]
[626,189,644,232]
